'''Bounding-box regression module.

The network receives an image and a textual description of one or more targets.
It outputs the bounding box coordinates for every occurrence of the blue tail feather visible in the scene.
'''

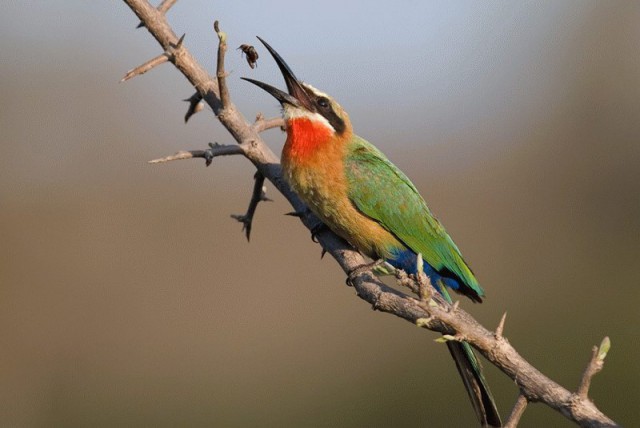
[387,248,502,426]
[386,248,462,292]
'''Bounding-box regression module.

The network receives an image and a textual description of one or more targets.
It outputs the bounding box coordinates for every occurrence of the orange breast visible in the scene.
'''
[281,118,402,260]
[281,117,346,211]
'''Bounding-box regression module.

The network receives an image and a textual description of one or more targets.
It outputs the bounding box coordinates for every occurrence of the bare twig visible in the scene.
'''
[120,2,619,426]
[121,53,169,82]
[214,20,231,110]
[148,142,245,165]
[504,394,529,428]
[252,113,285,133]
[577,337,611,399]
[120,33,184,82]
[231,171,271,241]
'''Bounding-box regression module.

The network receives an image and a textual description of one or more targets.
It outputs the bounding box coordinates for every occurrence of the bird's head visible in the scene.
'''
[242,37,351,138]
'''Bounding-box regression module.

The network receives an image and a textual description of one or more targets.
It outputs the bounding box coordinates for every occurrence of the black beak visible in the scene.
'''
[241,37,314,110]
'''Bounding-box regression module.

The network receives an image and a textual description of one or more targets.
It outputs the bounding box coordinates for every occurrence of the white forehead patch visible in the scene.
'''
[283,104,334,132]
[302,83,330,99]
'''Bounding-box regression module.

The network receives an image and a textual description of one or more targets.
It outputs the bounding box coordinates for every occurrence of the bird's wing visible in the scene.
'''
[344,136,483,300]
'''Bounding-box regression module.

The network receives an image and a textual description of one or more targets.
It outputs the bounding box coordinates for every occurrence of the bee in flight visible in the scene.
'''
[237,44,259,69]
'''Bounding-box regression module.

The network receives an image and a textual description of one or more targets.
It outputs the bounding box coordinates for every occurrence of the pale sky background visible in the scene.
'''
[2,1,616,169]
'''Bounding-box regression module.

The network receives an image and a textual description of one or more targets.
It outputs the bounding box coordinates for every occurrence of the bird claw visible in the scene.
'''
[283,209,325,242]
[310,222,326,243]
[345,273,356,287]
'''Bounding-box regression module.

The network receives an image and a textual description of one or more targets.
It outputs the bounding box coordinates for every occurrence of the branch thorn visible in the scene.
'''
[495,312,508,339]
[172,33,186,49]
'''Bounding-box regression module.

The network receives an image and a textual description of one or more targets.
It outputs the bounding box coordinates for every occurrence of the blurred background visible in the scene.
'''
[1,1,638,427]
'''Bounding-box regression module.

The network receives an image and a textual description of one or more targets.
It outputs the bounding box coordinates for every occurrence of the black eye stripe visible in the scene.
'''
[303,87,346,135]
[318,102,345,135]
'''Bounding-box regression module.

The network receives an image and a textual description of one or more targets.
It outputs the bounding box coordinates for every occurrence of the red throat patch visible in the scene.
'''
[283,118,334,163]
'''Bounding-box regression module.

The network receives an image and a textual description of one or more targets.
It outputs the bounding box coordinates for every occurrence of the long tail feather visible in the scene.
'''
[446,341,502,427]
[438,282,502,427]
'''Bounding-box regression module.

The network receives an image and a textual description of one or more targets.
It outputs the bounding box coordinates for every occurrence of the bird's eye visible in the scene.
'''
[317,97,330,109]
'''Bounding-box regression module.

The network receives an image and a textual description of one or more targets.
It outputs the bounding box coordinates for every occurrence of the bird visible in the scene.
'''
[243,37,502,427]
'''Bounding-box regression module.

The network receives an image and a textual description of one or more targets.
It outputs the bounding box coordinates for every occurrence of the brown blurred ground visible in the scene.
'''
[1,2,639,427]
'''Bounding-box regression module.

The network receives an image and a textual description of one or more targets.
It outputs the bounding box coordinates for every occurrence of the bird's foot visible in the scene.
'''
[284,209,326,243]
[346,259,386,287]
[310,221,327,243]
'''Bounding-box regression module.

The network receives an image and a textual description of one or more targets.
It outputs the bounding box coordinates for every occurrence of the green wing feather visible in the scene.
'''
[344,136,484,300]
[345,137,501,426]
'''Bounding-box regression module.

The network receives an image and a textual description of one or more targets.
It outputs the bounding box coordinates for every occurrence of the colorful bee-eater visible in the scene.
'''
[243,38,502,427]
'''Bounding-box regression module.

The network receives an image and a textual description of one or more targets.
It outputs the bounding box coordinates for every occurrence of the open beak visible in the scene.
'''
[241,37,314,111]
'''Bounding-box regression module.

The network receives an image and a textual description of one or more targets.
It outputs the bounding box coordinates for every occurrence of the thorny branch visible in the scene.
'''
[120,1,619,426]
[231,171,272,241]
[148,142,245,166]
